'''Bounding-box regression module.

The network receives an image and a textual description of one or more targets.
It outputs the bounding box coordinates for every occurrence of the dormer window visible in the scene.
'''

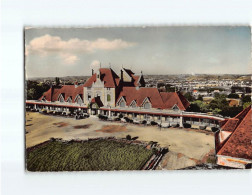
[172,104,179,111]
[58,94,65,102]
[117,96,126,108]
[130,100,137,108]
[75,94,83,105]
[41,97,46,102]
[143,102,151,109]
[120,101,126,107]
[66,96,72,103]
[142,97,151,109]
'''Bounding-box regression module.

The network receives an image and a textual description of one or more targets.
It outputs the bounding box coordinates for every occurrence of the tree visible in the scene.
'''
[26,80,50,100]
[184,92,195,102]
[228,93,239,99]
[242,95,251,104]
[187,103,201,112]
[55,77,60,86]
[188,100,209,113]
[157,83,165,88]
[126,135,131,140]
[165,84,175,92]
[197,95,203,101]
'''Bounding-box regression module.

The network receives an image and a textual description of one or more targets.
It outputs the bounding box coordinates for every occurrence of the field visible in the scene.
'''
[26,139,154,171]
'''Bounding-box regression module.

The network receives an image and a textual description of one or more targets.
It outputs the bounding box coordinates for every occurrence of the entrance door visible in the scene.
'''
[91,103,98,115]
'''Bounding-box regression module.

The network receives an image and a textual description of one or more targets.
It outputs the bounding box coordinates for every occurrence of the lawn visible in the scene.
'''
[26,139,154,171]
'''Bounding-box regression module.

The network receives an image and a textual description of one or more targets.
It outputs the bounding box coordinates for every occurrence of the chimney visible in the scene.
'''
[121,69,123,83]
[92,69,94,75]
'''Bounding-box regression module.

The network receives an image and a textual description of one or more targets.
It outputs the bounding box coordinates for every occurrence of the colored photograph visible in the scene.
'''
[25,26,252,171]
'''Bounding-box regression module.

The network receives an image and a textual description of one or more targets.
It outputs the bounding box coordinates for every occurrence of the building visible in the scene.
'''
[215,106,252,169]
[26,67,224,128]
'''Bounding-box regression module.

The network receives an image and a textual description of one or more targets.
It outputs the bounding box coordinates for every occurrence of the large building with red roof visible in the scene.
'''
[26,67,225,128]
[215,106,252,169]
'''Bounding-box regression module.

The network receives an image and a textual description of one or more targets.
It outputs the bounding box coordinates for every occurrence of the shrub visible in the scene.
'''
[126,135,131,140]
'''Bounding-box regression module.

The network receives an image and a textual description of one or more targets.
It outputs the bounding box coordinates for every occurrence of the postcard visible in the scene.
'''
[25,26,252,171]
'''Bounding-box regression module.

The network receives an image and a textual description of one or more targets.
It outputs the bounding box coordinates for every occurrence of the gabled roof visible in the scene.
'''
[160,92,190,110]
[117,87,163,109]
[217,106,252,160]
[83,68,120,88]
[117,88,190,110]
[221,105,251,132]
[39,85,84,103]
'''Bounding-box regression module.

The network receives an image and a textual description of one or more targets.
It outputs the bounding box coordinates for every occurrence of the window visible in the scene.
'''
[67,97,72,103]
[77,97,82,105]
[107,94,111,102]
[58,94,64,102]
[144,102,151,109]
[120,101,125,107]
[130,101,137,108]
[75,95,83,105]
[172,104,179,111]
[88,93,91,101]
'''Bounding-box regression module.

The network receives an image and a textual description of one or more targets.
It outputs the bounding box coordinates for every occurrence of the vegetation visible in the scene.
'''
[242,95,251,104]
[157,83,175,92]
[243,102,252,109]
[26,81,50,100]
[184,92,195,102]
[228,93,239,99]
[26,139,154,171]
[55,77,60,86]
[187,93,243,117]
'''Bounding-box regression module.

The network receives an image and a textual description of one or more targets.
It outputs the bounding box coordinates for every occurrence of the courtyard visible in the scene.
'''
[25,112,215,170]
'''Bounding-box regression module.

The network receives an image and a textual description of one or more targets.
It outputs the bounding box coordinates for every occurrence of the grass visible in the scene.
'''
[26,139,154,171]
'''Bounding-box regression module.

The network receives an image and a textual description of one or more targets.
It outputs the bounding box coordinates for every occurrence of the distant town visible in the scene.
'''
[27,73,251,117]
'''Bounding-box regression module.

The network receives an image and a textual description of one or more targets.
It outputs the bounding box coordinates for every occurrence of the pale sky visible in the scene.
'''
[25,26,251,78]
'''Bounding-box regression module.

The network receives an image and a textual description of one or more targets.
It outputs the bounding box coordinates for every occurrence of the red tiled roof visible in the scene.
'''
[39,88,52,101]
[117,87,164,109]
[83,68,120,88]
[117,88,190,110]
[221,105,251,132]
[160,92,190,110]
[217,106,252,160]
[40,85,84,103]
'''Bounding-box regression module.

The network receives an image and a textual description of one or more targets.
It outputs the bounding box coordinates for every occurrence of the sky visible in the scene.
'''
[25,26,251,78]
